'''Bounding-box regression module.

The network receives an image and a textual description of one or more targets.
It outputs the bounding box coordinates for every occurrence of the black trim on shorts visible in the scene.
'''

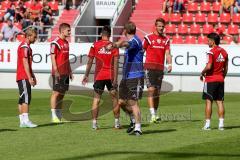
[93,80,115,95]
[145,69,163,88]
[52,75,69,93]
[119,77,144,100]
[17,79,31,105]
[202,82,224,101]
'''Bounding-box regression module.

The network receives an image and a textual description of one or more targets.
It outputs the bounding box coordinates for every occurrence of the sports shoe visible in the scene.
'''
[20,121,38,128]
[126,122,135,134]
[92,123,99,130]
[218,126,224,131]
[134,130,143,136]
[52,117,61,123]
[150,115,160,123]
[202,126,211,130]
[114,124,121,129]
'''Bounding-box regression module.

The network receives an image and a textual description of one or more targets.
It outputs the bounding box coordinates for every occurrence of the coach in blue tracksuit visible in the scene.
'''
[106,21,144,136]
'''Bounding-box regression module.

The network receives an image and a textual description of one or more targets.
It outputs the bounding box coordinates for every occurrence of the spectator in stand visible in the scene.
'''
[0,19,21,42]
[41,1,53,25]
[234,0,240,13]
[220,0,234,17]
[63,0,76,10]
[162,0,174,14]
[4,3,15,21]
[173,0,187,13]
[231,35,239,44]
[22,8,32,30]
[16,2,26,23]
[30,0,42,22]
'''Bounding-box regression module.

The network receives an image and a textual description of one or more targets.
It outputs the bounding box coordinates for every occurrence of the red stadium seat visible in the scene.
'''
[14,22,22,30]
[0,11,4,17]
[220,13,231,23]
[223,36,233,44]
[182,13,194,23]
[187,2,198,12]
[207,13,218,23]
[228,25,239,35]
[169,13,181,23]
[172,35,184,44]
[195,13,206,24]
[190,23,201,35]
[217,24,226,33]
[212,1,221,12]
[232,14,240,24]
[198,35,208,44]
[185,35,196,44]
[16,34,26,42]
[165,24,177,34]
[200,2,211,12]
[202,23,214,35]
[1,0,11,10]
[158,13,169,22]
[178,23,188,35]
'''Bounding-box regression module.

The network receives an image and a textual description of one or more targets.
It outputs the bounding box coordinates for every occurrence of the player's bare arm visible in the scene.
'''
[224,58,229,78]
[50,53,60,77]
[200,63,212,81]
[113,56,119,88]
[165,49,172,73]
[82,57,94,85]
[23,57,35,86]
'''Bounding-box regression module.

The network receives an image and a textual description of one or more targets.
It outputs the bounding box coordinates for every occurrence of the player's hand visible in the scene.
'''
[105,43,113,51]
[29,78,35,87]
[82,76,88,86]
[70,73,74,81]
[200,74,205,81]
[112,79,118,89]
[33,77,37,86]
[167,64,172,73]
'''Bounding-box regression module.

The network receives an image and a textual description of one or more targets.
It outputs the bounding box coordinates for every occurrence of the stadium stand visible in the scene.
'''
[129,0,239,44]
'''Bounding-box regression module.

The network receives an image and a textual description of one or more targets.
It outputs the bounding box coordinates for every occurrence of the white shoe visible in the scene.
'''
[20,121,38,128]
[92,124,99,130]
[114,123,121,129]
[202,126,211,130]
[218,126,224,131]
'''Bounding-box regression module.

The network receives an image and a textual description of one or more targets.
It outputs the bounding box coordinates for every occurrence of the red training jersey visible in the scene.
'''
[205,46,228,82]
[16,42,33,81]
[50,37,71,75]
[143,33,170,70]
[88,40,119,81]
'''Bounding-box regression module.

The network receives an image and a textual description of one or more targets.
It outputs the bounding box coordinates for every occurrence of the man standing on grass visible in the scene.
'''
[50,23,73,123]
[200,32,228,130]
[16,28,38,128]
[106,21,144,136]
[143,18,172,123]
[82,26,120,130]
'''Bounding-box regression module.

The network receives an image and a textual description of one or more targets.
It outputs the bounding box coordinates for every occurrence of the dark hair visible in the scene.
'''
[101,25,111,37]
[207,32,220,45]
[155,18,165,26]
[59,23,70,33]
[124,21,136,34]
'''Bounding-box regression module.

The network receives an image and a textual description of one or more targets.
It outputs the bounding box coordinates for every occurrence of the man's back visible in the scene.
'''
[205,46,228,82]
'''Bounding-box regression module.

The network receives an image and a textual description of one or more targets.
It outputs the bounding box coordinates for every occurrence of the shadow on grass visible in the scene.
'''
[143,129,177,135]
[224,125,240,130]
[57,151,240,160]
[37,123,64,128]
[0,129,17,133]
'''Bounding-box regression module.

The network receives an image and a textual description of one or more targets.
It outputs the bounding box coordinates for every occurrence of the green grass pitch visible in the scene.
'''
[0,89,240,160]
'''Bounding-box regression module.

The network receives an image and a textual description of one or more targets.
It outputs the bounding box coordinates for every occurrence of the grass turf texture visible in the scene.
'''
[0,89,240,160]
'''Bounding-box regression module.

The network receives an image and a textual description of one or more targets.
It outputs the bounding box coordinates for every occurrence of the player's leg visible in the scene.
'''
[216,82,225,130]
[50,91,63,122]
[202,82,215,130]
[91,80,105,129]
[18,80,37,128]
[128,99,142,136]
[148,87,158,122]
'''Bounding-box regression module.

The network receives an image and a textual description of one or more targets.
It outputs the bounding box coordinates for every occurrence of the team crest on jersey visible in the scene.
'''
[152,40,155,44]
[216,53,225,62]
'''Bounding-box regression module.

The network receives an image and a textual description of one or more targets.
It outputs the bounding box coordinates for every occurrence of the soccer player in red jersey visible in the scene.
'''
[200,32,228,131]
[16,28,38,128]
[143,18,172,123]
[82,26,119,130]
[50,23,73,123]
